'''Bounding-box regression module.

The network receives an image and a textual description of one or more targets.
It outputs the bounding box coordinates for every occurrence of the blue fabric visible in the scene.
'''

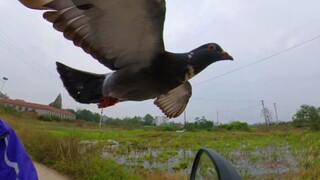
[0,118,38,180]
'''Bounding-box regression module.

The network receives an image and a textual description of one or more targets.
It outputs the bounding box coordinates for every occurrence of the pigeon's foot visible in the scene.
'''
[98,97,119,108]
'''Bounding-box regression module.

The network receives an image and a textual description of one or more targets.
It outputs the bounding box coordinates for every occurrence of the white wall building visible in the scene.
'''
[155,116,169,126]
[0,98,76,119]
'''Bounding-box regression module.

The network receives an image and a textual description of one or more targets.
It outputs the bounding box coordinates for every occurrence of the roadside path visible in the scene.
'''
[33,162,70,180]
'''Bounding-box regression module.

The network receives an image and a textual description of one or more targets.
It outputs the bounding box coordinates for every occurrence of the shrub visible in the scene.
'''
[184,120,214,132]
[219,121,250,131]
[38,115,60,121]
[38,115,74,122]
[21,129,139,179]
[292,104,320,130]
[155,124,182,131]
[0,105,23,117]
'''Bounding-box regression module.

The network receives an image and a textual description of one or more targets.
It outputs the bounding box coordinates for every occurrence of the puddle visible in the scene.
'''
[84,140,299,176]
[102,147,194,173]
[228,145,298,176]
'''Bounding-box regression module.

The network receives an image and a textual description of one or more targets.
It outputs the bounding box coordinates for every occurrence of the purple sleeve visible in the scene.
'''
[0,118,38,180]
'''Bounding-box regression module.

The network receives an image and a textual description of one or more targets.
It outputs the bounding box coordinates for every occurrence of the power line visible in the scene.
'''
[0,30,57,78]
[195,34,320,86]
[193,97,259,103]
[218,104,261,113]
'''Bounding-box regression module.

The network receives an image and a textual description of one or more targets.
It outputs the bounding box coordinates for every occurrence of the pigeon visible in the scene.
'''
[19,0,233,118]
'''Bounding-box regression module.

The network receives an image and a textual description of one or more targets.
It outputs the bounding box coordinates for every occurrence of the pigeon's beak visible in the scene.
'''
[221,51,234,61]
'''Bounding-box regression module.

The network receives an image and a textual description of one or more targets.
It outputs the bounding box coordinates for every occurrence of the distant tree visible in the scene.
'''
[185,117,214,131]
[76,109,100,123]
[195,117,213,130]
[219,121,250,131]
[143,114,155,126]
[49,93,62,109]
[292,104,320,130]
[127,116,143,127]
[66,108,76,114]
[103,116,143,128]
[156,122,183,131]
[104,117,123,126]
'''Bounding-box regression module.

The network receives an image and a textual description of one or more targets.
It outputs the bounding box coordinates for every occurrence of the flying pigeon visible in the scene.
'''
[19,0,233,118]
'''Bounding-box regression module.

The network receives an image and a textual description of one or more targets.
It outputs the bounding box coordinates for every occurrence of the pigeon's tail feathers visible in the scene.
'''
[56,62,105,104]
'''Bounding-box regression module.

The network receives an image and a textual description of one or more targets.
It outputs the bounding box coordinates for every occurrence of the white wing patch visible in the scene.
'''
[188,52,194,59]
[184,65,195,81]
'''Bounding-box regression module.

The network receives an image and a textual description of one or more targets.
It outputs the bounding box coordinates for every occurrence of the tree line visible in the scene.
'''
[71,104,320,131]
[41,94,320,131]
[47,93,319,131]
[66,109,157,127]
[68,109,251,131]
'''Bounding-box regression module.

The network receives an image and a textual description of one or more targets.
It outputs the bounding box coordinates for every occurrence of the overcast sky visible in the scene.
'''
[1,0,320,124]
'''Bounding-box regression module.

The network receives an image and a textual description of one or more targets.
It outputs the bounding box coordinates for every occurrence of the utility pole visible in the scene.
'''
[184,110,187,126]
[99,108,104,128]
[273,103,279,122]
[1,77,8,94]
[261,100,268,124]
[212,112,215,128]
[216,111,219,124]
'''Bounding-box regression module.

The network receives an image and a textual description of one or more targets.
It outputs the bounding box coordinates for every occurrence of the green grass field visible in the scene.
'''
[1,111,319,180]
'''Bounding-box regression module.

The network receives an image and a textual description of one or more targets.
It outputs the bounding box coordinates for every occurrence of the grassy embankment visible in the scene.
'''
[0,107,319,180]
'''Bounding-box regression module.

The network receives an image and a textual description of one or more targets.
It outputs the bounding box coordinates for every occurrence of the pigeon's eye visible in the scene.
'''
[208,44,216,51]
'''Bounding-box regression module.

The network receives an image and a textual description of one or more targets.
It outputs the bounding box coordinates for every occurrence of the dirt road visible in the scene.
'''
[33,162,70,180]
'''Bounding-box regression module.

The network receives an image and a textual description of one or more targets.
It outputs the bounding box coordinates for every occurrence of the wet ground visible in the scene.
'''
[96,140,298,177]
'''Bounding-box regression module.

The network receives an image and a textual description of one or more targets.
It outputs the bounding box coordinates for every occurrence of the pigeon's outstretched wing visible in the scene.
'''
[154,81,192,118]
[19,0,52,9]
[19,0,166,70]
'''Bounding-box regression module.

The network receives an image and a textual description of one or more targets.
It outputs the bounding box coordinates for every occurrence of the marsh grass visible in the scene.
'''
[1,109,319,179]
[2,114,140,179]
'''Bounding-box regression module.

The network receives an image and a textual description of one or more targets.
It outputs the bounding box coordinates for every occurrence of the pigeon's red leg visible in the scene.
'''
[98,97,119,108]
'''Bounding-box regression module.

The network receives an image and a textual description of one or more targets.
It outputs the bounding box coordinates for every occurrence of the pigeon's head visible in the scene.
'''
[188,43,233,73]
[194,43,233,61]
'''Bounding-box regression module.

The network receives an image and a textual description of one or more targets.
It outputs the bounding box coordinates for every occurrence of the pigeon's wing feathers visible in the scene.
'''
[154,81,192,118]
[37,0,166,70]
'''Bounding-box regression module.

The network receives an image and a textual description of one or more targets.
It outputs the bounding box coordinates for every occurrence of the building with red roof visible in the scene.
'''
[0,98,75,119]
